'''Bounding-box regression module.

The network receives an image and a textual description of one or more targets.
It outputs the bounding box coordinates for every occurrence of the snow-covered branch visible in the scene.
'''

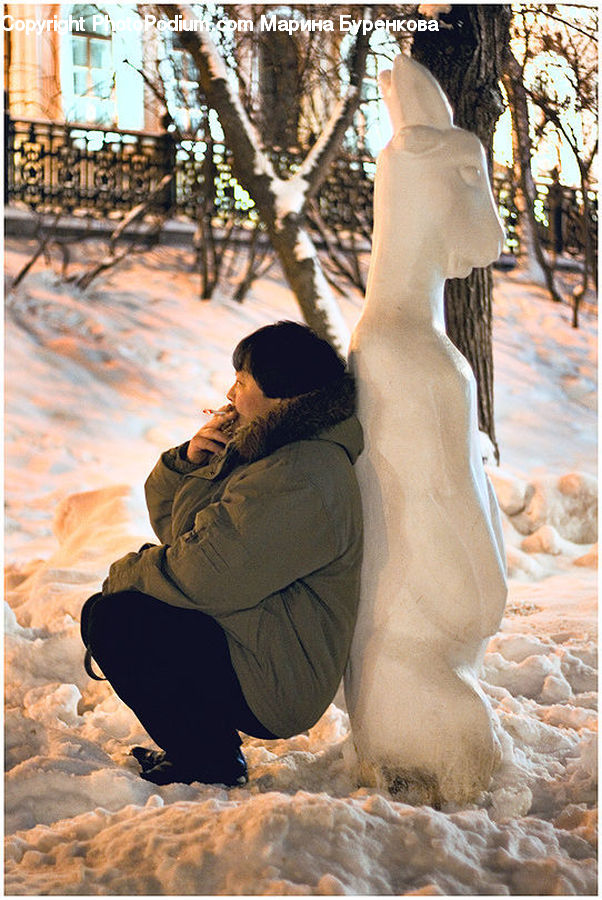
[156,3,278,198]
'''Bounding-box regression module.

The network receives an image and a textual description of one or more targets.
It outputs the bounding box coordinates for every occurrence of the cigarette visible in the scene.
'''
[202,408,229,416]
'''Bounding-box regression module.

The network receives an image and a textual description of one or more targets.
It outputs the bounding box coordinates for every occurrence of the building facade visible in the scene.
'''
[5,2,162,131]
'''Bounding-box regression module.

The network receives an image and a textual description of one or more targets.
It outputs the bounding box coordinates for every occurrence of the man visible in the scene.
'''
[81,321,364,787]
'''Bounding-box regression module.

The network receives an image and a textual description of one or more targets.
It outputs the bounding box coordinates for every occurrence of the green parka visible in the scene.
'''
[104,374,363,738]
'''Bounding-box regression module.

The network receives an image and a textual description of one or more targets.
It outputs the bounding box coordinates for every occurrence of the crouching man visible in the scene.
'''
[81,321,363,787]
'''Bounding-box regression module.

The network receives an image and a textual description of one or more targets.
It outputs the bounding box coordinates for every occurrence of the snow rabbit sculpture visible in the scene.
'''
[344,54,508,807]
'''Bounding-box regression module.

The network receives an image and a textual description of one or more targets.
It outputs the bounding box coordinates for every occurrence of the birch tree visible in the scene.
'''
[156,3,371,352]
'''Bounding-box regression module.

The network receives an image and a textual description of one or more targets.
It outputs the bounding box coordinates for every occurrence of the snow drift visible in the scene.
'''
[4,240,597,894]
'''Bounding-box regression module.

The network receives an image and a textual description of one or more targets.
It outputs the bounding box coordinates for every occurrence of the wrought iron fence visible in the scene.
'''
[6,118,175,217]
[5,117,376,231]
[5,116,597,267]
[494,171,598,265]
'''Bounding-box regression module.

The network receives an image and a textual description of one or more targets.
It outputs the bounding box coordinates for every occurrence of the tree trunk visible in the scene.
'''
[505,102,546,285]
[258,31,301,148]
[268,219,350,344]
[444,268,496,450]
[503,53,564,303]
[412,4,511,461]
[572,160,593,329]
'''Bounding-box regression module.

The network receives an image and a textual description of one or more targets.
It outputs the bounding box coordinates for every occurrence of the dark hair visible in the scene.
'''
[232,320,345,398]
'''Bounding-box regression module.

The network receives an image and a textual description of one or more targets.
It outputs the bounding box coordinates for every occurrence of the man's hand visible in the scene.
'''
[186,405,237,463]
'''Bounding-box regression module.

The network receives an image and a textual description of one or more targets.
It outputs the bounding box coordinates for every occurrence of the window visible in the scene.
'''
[70,5,115,125]
[158,40,206,136]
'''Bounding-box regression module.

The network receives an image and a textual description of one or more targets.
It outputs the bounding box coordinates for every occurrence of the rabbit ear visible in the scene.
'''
[379,69,392,94]
[382,54,454,132]
[379,68,404,133]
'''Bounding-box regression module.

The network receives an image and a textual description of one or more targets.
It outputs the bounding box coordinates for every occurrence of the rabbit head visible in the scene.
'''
[374,54,504,281]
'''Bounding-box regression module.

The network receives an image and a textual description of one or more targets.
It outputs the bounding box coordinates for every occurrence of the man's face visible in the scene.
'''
[226,370,281,426]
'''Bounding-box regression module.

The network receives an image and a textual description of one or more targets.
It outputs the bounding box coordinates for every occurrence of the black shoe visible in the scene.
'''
[139,749,248,787]
[131,746,167,773]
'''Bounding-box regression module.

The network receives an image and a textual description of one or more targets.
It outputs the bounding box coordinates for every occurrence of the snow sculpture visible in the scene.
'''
[344,55,508,807]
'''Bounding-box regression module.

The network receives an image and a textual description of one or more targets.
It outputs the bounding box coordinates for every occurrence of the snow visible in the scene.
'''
[272,175,310,226]
[4,238,597,895]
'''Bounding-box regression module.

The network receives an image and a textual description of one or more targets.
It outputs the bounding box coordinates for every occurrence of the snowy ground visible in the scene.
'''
[4,239,597,895]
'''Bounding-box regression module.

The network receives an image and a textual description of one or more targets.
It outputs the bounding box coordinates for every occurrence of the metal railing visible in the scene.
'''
[494,171,598,264]
[5,116,376,231]
[5,116,597,265]
[6,117,175,217]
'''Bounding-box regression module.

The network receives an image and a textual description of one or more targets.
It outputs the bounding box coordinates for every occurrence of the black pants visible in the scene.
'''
[81,591,276,765]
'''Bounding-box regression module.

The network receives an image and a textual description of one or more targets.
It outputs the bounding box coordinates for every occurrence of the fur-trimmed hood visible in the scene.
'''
[230,372,362,464]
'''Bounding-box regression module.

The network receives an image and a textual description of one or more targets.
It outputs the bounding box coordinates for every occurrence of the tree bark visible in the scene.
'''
[412,4,511,461]
[444,268,496,451]
[258,31,301,148]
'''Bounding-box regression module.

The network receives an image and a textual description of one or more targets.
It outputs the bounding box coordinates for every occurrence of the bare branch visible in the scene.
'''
[10,212,62,290]
[297,13,372,199]
[538,7,598,42]
[109,174,173,252]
